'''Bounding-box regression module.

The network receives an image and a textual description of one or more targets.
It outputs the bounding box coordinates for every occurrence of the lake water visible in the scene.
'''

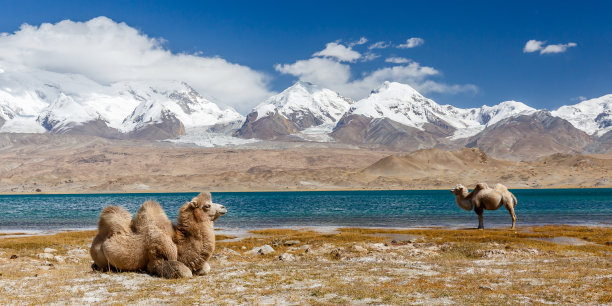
[0,189,611,232]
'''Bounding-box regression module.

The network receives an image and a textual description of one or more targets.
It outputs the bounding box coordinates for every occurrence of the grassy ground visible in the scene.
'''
[0,226,610,304]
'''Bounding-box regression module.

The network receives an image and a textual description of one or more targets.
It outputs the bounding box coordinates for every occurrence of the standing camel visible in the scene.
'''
[451,183,518,229]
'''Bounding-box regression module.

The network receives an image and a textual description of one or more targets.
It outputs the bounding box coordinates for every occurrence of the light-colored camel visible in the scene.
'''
[90,192,226,278]
[451,183,518,229]
[90,200,192,278]
[173,192,227,275]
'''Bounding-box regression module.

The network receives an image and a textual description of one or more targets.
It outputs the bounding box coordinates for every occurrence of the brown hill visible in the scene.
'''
[363,148,513,177]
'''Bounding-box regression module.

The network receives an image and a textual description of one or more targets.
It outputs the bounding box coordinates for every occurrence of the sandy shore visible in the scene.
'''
[1,226,610,304]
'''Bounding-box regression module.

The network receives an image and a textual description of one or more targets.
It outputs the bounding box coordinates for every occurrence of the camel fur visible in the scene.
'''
[90,200,192,278]
[90,192,225,278]
[451,183,518,229]
[173,192,227,275]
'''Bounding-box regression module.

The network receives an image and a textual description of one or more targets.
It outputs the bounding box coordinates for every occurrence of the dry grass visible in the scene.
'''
[0,225,610,304]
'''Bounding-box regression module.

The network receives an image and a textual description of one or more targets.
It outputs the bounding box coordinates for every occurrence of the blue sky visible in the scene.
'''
[1,0,610,111]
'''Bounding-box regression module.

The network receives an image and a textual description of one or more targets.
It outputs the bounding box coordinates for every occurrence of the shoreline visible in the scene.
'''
[1,185,611,196]
[3,222,612,238]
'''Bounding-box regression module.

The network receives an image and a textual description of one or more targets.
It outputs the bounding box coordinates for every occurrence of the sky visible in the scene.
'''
[0,0,610,113]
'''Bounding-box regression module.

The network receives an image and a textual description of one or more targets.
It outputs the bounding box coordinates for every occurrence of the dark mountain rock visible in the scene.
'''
[330,114,440,150]
[233,111,298,140]
[466,111,594,160]
[128,111,186,140]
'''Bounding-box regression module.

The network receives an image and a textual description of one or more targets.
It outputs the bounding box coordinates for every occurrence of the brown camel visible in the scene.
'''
[90,192,226,278]
[451,183,518,229]
[90,200,192,278]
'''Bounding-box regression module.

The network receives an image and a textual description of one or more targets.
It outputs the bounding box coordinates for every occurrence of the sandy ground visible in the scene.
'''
[0,134,611,194]
[0,226,610,304]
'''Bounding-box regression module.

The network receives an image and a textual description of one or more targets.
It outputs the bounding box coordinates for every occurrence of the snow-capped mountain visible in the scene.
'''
[234,81,353,140]
[552,94,612,136]
[344,81,536,140]
[0,65,243,139]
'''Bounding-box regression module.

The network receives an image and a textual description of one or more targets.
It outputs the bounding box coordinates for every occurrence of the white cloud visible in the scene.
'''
[276,56,476,100]
[312,42,361,62]
[540,42,577,54]
[523,39,545,53]
[523,39,577,55]
[385,57,412,64]
[397,37,424,49]
[362,52,380,62]
[368,41,389,50]
[275,57,351,89]
[0,17,273,113]
[349,37,368,47]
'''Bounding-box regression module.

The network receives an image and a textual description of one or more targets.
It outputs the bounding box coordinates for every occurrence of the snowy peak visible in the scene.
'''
[350,81,472,130]
[552,94,612,136]
[120,81,243,132]
[253,81,353,125]
[460,100,537,127]
[348,82,539,140]
[38,93,101,132]
[234,81,354,140]
[0,64,243,139]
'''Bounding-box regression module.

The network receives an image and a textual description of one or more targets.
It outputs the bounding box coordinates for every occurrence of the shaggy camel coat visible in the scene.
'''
[174,192,224,275]
[90,201,192,278]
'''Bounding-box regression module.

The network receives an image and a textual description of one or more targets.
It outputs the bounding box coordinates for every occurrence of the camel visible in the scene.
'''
[451,183,518,229]
[90,200,192,278]
[173,192,226,275]
[90,192,226,278]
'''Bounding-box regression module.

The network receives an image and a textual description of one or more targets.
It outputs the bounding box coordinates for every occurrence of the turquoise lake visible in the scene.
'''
[0,189,611,232]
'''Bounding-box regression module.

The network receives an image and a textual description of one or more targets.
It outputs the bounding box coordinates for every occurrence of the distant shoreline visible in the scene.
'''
[1,186,612,196]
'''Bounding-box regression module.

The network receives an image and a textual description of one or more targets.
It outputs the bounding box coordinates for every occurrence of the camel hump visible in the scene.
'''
[98,206,132,236]
[475,182,489,190]
[493,183,509,192]
[132,200,173,234]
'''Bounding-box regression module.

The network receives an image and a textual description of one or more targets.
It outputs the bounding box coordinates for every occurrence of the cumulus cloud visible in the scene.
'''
[0,17,273,113]
[276,53,476,100]
[385,57,412,64]
[397,37,424,49]
[349,37,368,47]
[368,41,389,50]
[523,39,577,54]
[541,42,577,54]
[523,39,545,53]
[312,42,361,62]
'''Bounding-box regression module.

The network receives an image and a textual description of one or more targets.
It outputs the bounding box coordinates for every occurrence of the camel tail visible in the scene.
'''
[511,193,518,208]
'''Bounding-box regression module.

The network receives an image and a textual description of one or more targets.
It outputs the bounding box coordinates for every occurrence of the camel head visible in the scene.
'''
[188,192,227,222]
[450,184,467,195]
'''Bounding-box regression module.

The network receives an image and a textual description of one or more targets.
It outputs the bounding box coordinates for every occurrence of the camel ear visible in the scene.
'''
[189,201,200,209]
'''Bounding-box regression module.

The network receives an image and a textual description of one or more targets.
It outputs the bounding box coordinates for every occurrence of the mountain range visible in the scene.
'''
[1,69,611,159]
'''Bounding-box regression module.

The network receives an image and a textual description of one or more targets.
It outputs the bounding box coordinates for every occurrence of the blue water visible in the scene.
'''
[0,189,611,232]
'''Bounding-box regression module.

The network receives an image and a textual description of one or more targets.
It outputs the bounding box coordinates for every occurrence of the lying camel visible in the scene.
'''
[90,192,226,278]
[451,183,518,229]
[90,200,192,278]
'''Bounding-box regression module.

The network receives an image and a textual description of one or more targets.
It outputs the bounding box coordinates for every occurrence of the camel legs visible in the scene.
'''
[503,198,517,229]
[474,206,484,229]
[195,262,211,276]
